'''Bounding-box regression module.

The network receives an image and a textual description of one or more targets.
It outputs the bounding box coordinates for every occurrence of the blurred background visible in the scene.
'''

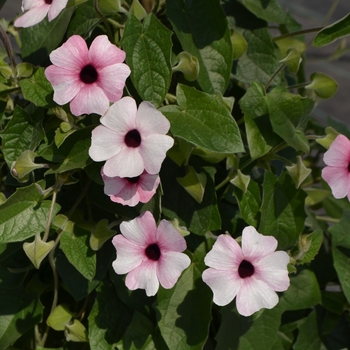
[1,0,350,125]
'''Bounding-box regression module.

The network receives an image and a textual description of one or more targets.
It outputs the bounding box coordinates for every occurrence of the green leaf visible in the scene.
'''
[234,28,281,87]
[19,68,54,107]
[90,219,116,251]
[285,156,312,188]
[315,126,339,149]
[329,211,350,304]
[67,2,100,38]
[239,81,281,159]
[167,0,231,93]
[160,84,243,153]
[12,150,45,182]
[0,184,60,243]
[0,106,45,167]
[259,171,307,250]
[88,281,132,350]
[231,30,248,60]
[293,310,322,350]
[154,242,212,350]
[233,180,261,227]
[46,304,74,331]
[60,222,96,281]
[23,234,55,269]
[0,292,43,348]
[313,13,350,47]
[216,304,284,350]
[41,126,93,174]
[305,72,338,99]
[161,159,220,235]
[294,230,323,265]
[65,319,88,342]
[21,7,75,65]
[279,269,321,310]
[177,166,207,203]
[279,48,302,74]
[121,14,172,107]
[266,91,314,153]
[231,169,250,193]
[237,0,288,24]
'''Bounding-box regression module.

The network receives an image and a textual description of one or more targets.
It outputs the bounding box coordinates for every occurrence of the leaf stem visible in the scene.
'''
[42,189,58,242]
[264,64,285,91]
[93,0,114,42]
[272,27,324,42]
[315,215,340,223]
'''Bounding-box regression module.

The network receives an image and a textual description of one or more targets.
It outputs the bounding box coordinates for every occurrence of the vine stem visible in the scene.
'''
[272,27,324,42]
[264,64,285,91]
[42,190,58,242]
[315,215,340,223]
[93,0,114,43]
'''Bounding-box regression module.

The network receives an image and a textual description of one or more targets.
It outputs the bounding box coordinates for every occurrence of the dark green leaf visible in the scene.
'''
[259,171,307,250]
[329,211,350,304]
[266,91,314,153]
[239,81,281,159]
[60,222,96,281]
[0,292,43,348]
[313,13,350,47]
[0,184,60,243]
[21,7,75,65]
[121,14,172,107]
[234,28,281,87]
[0,106,44,166]
[279,269,321,310]
[160,84,243,153]
[154,242,212,350]
[237,0,288,24]
[19,68,54,108]
[88,281,132,350]
[167,0,232,94]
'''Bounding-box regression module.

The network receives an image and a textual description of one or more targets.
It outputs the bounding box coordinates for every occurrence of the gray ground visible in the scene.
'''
[1,0,350,125]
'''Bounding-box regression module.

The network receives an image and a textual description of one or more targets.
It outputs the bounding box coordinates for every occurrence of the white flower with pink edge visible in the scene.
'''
[45,35,130,116]
[89,97,174,178]
[112,211,191,296]
[202,227,290,317]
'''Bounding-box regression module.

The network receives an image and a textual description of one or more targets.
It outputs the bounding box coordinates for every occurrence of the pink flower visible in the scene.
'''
[112,211,191,296]
[321,134,350,200]
[202,227,290,317]
[101,168,160,207]
[14,0,68,28]
[45,35,130,116]
[89,97,174,178]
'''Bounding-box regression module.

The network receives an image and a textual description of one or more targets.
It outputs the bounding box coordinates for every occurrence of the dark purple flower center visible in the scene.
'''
[80,64,98,84]
[45,0,53,4]
[127,176,140,184]
[145,243,161,261]
[125,129,141,148]
[348,163,350,172]
[238,260,254,278]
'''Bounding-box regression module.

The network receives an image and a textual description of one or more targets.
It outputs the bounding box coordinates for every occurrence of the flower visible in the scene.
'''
[321,134,350,200]
[45,35,130,116]
[14,0,68,28]
[101,168,160,207]
[112,211,191,296]
[89,97,174,178]
[202,227,290,316]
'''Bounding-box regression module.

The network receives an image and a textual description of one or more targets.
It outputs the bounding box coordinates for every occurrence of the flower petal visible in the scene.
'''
[22,0,45,11]
[120,211,157,246]
[125,260,159,296]
[136,102,171,136]
[137,173,160,203]
[156,220,187,252]
[89,125,123,161]
[112,235,144,274]
[49,35,89,70]
[69,84,109,116]
[14,4,49,27]
[139,134,174,174]
[236,278,279,316]
[241,226,277,262]
[322,166,350,199]
[100,96,137,133]
[202,268,241,306]
[102,172,128,196]
[47,0,68,21]
[204,234,243,271]
[157,251,191,289]
[255,251,290,292]
[323,135,350,167]
[103,147,145,178]
[98,63,131,102]
[89,35,127,69]
[112,182,139,206]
